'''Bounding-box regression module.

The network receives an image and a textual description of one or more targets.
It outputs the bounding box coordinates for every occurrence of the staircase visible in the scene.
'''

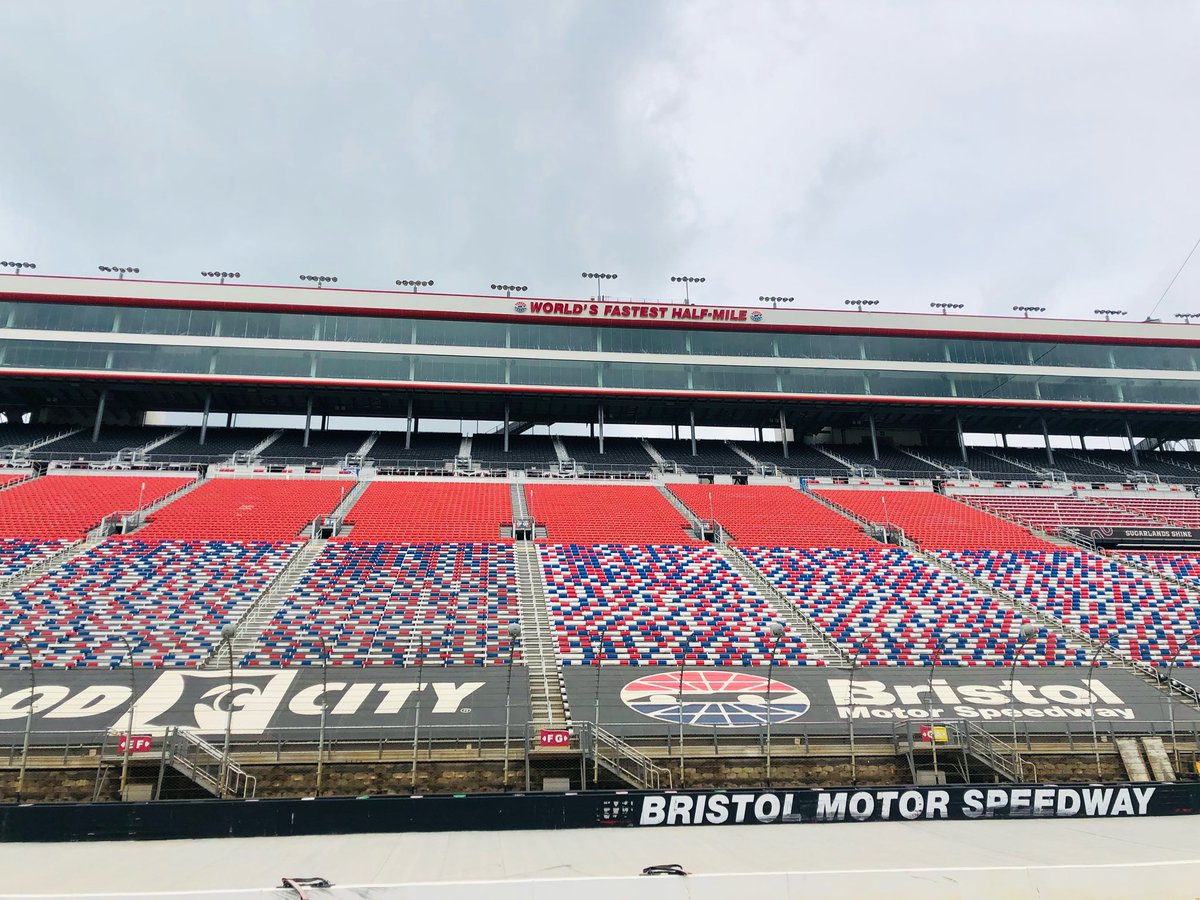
[1141,736,1176,781]
[327,480,369,526]
[124,475,209,532]
[237,429,283,464]
[130,426,189,458]
[655,484,706,539]
[577,721,673,789]
[351,431,380,462]
[895,719,1031,783]
[717,545,848,664]
[729,443,762,467]
[641,440,674,471]
[205,538,327,666]
[977,449,1042,476]
[513,541,566,726]
[552,436,570,464]
[1116,738,1152,782]
[161,728,257,798]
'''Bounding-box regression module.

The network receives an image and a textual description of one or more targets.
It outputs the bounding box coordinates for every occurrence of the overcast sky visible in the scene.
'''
[2,1,1199,321]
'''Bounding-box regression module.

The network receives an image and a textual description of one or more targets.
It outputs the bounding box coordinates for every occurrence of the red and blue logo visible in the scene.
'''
[620,670,809,728]
[750,311,763,322]
[514,301,528,313]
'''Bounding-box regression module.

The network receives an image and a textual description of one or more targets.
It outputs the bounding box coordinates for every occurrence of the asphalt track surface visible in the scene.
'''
[2,816,1200,899]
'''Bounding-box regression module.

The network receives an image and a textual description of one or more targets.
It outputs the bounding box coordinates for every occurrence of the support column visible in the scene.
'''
[503,404,510,453]
[1125,420,1140,467]
[405,399,414,449]
[779,410,789,459]
[1001,432,1009,449]
[226,412,233,428]
[955,416,967,464]
[868,414,879,461]
[689,409,697,456]
[91,391,107,443]
[1041,418,1054,466]
[199,394,211,446]
[673,424,679,441]
[598,404,605,455]
[321,415,329,431]
[303,398,313,448]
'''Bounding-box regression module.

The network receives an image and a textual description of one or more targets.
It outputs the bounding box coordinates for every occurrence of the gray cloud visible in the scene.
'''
[1,1,1198,318]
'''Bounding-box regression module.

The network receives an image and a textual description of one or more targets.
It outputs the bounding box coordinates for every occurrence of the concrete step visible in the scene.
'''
[1141,736,1176,781]
[1116,737,1151,782]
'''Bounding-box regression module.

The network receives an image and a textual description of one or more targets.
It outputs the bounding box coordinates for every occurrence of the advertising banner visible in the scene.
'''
[0,666,529,743]
[561,665,1198,735]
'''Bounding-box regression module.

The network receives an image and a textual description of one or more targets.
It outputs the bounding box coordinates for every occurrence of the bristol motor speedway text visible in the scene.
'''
[831,677,1136,720]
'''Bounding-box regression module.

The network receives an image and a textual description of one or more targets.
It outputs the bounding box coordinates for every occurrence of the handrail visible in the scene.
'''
[578,721,673,790]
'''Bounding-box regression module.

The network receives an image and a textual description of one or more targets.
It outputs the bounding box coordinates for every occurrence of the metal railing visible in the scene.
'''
[577,721,673,790]
[163,728,256,798]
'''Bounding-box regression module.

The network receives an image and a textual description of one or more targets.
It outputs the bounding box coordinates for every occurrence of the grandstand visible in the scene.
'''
[4,273,1200,801]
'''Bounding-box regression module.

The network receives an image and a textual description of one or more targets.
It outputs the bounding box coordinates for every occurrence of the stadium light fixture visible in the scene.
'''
[1174,313,1200,324]
[0,260,36,275]
[490,283,528,297]
[1084,640,1110,778]
[765,620,786,786]
[201,271,241,285]
[930,302,964,315]
[218,623,237,798]
[108,633,138,799]
[582,271,617,302]
[1094,308,1127,322]
[98,266,140,279]
[759,296,794,310]
[299,274,338,288]
[11,634,35,802]
[592,628,607,785]
[1164,631,1200,773]
[1008,623,1039,756]
[503,622,522,791]
[847,642,865,785]
[844,298,879,312]
[670,275,705,305]
[395,279,434,293]
[1012,305,1046,318]
[927,636,952,783]
[411,634,426,790]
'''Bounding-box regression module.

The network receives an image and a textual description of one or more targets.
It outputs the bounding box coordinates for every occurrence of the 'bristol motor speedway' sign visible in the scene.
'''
[0,667,529,743]
[624,783,1169,827]
[561,666,1197,735]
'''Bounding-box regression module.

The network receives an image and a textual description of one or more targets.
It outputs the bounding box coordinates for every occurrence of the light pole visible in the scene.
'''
[1094,308,1127,322]
[592,629,606,785]
[201,271,241,285]
[845,298,879,313]
[765,620,786,786]
[1012,305,1046,318]
[299,274,338,288]
[1,261,36,275]
[217,623,237,799]
[410,634,426,791]
[676,632,702,786]
[1174,313,1200,325]
[930,302,964,315]
[12,635,35,802]
[490,283,527,298]
[582,272,617,302]
[759,295,794,310]
[395,279,434,293]
[670,275,705,305]
[98,266,139,279]
[314,635,329,797]
[109,634,138,800]
[1008,623,1039,755]
[1164,630,1200,772]
[1085,640,1109,778]
[503,622,521,791]
[926,635,951,784]
[847,642,865,785]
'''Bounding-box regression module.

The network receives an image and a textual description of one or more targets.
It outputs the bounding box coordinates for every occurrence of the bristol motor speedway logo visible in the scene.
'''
[620,670,810,727]
[513,301,527,313]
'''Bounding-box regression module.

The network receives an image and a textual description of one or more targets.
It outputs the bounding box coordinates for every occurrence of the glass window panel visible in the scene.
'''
[688,330,774,357]
[413,355,506,384]
[214,348,311,377]
[511,358,596,386]
[602,362,689,389]
[317,351,411,381]
[414,319,507,347]
[510,323,598,351]
[779,369,866,395]
[692,365,778,392]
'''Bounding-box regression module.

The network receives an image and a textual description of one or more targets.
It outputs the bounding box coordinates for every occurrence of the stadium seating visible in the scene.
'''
[954,493,1162,533]
[915,448,1042,480]
[1122,553,1200,590]
[740,442,851,476]
[345,481,510,541]
[819,443,946,477]
[28,426,177,460]
[652,440,754,472]
[540,543,814,665]
[814,489,1057,550]
[148,427,275,462]
[0,538,68,581]
[668,484,876,546]
[743,546,1084,665]
[0,538,299,667]
[560,437,654,471]
[940,549,1200,665]
[137,478,351,540]
[0,474,194,539]
[242,541,519,666]
[470,434,559,469]
[983,449,1128,482]
[0,473,28,490]
[257,429,373,464]
[369,431,463,464]
[1093,496,1200,527]
[526,484,698,544]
